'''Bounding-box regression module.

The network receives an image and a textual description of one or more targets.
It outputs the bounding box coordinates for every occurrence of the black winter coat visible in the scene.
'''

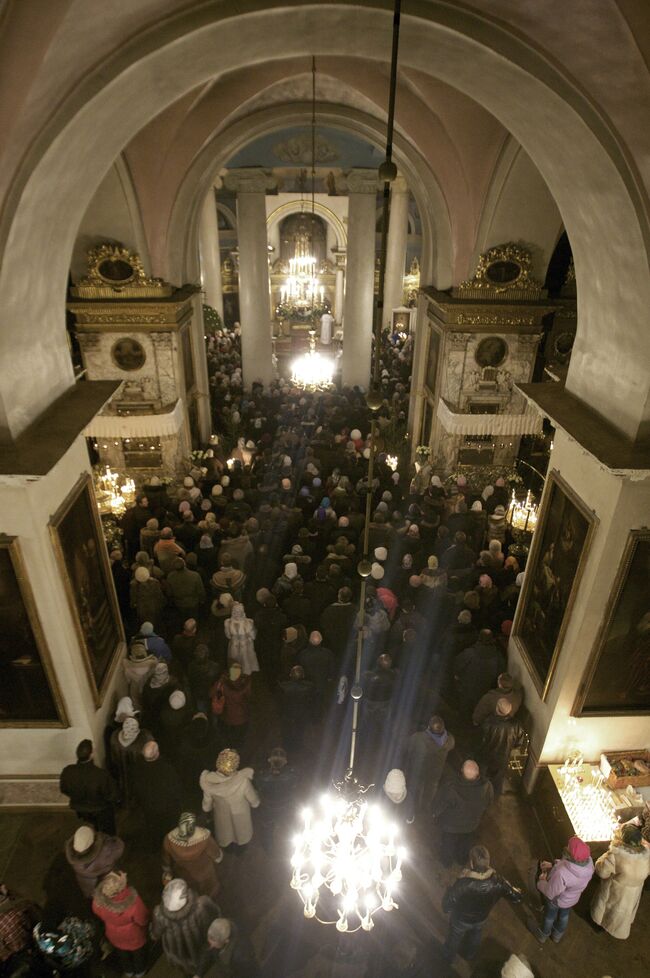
[431,769,494,833]
[59,761,118,815]
[442,867,521,924]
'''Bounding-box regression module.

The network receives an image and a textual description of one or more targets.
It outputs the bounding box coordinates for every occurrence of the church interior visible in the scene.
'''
[0,2,649,977]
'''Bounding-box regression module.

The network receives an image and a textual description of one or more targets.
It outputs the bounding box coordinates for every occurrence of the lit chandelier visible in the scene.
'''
[289,0,405,933]
[288,56,334,388]
[280,224,324,314]
[507,488,539,533]
[290,775,405,932]
[291,329,334,389]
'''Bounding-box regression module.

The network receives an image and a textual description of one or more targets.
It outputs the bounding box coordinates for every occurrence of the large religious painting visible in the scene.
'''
[513,470,597,699]
[573,531,650,716]
[0,538,68,726]
[49,474,124,704]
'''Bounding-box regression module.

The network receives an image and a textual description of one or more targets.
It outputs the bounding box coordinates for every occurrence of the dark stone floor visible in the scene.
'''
[2,678,648,978]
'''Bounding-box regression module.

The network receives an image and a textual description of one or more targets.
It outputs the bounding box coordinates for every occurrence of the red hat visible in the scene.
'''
[567,836,590,861]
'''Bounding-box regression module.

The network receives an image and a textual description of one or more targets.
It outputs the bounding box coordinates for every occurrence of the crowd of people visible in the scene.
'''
[1,323,648,978]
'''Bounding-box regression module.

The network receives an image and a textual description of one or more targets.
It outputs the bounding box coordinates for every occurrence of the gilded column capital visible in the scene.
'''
[345,168,380,195]
[223,168,277,194]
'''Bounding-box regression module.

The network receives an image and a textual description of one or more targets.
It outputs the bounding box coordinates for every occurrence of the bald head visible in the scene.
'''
[462,760,480,781]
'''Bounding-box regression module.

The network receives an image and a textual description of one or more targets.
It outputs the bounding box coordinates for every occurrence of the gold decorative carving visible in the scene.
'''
[457,243,543,299]
[455,314,535,327]
[71,243,172,299]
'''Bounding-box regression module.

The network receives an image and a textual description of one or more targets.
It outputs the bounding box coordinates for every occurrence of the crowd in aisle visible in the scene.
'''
[1,323,648,978]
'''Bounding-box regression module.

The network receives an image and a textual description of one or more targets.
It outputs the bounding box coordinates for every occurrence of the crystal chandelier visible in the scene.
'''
[291,329,334,389]
[507,488,539,533]
[280,224,324,315]
[94,465,136,517]
[290,776,405,932]
[289,0,405,934]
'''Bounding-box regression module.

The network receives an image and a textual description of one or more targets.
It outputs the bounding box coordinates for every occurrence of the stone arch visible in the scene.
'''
[166,102,451,304]
[0,1,648,441]
[266,199,347,251]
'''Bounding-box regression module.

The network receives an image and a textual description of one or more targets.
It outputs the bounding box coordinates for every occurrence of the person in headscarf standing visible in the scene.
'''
[109,715,152,807]
[162,812,223,902]
[224,603,259,675]
[92,871,149,978]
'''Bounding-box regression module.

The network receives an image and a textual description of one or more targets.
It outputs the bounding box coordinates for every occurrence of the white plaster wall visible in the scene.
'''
[472,143,562,281]
[0,437,124,774]
[70,158,150,282]
[509,427,650,768]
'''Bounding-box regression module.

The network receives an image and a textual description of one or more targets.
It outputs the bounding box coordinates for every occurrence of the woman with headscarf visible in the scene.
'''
[224,603,259,675]
[162,813,222,901]
[92,871,149,978]
[109,716,152,806]
[590,824,650,939]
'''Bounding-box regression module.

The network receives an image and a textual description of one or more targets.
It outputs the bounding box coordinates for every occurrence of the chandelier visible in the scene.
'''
[507,488,539,533]
[279,223,324,315]
[290,775,405,932]
[290,0,405,934]
[94,465,136,517]
[291,329,334,389]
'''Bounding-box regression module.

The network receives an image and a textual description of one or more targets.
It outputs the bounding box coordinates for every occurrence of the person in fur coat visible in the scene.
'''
[162,812,223,901]
[64,825,124,899]
[224,603,259,675]
[590,823,650,939]
[150,878,218,976]
[200,749,260,847]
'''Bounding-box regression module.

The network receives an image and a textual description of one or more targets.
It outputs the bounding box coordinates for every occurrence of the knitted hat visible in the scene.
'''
[73,826,95,853]
[350,428,361,441]
[207,918,232,947]
[212,484,223,497]
[458,610,472,625]
[183,476,194,488]
[216,748,240,775]
[371,562,385,580]
[383,769,407,804]
[140,621,154,636]
[471,500,483,512]
[285,562,298,579]
[169,691,186,710]
[100,871,127,899]
[567,836,590,861]
[256,587,271,604]
[134,566,150,583]
[374,546,388,562]
[163,879,188,912]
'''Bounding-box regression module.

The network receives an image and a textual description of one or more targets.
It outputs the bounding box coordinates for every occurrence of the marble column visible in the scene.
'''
[382,175,410,327]
[224,168,275,387]
[199,188,224,321]
[331,249,346,325]
[342,169,378,389]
